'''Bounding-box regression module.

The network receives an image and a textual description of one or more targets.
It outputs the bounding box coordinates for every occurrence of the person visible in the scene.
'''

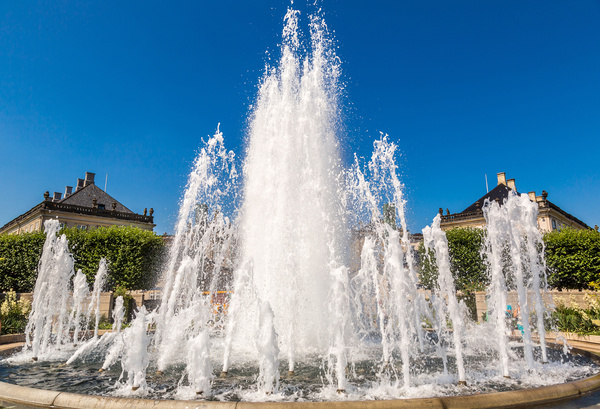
[514,304,524,336]
[505,304,513,319]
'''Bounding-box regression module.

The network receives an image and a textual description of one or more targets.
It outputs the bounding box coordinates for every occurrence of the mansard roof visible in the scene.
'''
[439,172,590,231]
[0,172,154,234]
[461,184,512,214]
[60,183,133,213]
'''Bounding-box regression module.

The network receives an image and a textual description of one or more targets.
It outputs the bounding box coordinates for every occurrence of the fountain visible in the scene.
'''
[1,4,600,408]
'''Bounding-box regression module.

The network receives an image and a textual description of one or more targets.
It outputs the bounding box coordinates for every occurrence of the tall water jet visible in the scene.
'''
[483,199,511,377]
[483,192,551,376]
[119,306,154,392]
[88,258,108,339]
[348,136,426,389]
[112,295,125,333]
[5,4,590,405]
[328,264,351,393]
[25,219,75,360]
[69,269,90,345]
[256,302,280,395]
[226,7,346,369]
[185,330,213,397]
[154,125,237,374]
[422,214,466,384]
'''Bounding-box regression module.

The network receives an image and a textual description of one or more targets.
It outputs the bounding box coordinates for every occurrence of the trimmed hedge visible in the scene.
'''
[0,226,166,292]
[545,228,600,290]
[418,227,487,321]
[419,226,600,292]
[418,227,488,293]
[0,231,45,293]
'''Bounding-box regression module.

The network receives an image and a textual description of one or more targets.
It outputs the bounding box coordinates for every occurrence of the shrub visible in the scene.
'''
[0,290,31,335]
[551,294,600,335]
[544,228,600,290]
[0,226,166,292]
[63,225,166,290]
[418,227,487,293]
[0,232,45,292]
[418,227,487,321]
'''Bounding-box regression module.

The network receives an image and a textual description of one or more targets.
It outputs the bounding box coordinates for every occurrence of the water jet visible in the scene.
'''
[1,4,599,408]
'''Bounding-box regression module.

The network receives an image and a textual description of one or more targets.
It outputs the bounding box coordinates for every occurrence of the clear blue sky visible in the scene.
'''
[1,0,599,235]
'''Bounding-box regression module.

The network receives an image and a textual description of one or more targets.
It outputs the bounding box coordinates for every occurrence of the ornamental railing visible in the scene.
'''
[440,210,484,223]
[41,201,154,223]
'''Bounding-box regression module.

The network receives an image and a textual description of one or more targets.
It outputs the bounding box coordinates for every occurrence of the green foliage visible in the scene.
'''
[544,228,600,290]
[418,242,437,291]
[0,232,46,292]
[0,226,166,292]
[0,290,31,335]
[446,228,488,292]
[552,304,599,335]
[113,284,135,323]
[418,227,488,293]
[63,226,166,291]
[418,228,487,321]
[113,284,129,299]
[457,292,477,321]
[97,316,114,330]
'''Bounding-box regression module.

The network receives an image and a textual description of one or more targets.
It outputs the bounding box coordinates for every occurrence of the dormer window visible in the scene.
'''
[97,204,106,210]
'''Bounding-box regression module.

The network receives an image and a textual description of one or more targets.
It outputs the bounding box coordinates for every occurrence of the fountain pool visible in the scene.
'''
[1,4,600,408]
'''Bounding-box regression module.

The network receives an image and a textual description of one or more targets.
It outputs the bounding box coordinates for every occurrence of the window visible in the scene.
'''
[552,219,557,230]
[97,204,106,210]
[77,225,88,230]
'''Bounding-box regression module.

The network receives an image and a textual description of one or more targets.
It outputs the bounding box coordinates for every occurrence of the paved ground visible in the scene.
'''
[544,391,600,408]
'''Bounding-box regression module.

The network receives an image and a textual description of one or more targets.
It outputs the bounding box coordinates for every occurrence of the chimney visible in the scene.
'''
[507,178,516,191]
[84,172,95,187]
[497,172,506,186]
[528,191,536,201]
[53,192,62,202]
[76,178,84,191]
[64,186,73,198]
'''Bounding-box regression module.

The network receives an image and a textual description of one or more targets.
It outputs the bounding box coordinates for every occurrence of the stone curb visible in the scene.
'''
[1,343,599,409]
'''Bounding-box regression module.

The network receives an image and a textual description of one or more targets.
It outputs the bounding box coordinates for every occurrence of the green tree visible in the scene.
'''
[544,228,600,290]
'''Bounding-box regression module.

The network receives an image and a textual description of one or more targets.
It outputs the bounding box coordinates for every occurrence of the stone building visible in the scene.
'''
[0,172,155,234]
[439,172,590,233]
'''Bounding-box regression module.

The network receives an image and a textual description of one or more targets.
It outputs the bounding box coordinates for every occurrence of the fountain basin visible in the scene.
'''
[1,342,600,409]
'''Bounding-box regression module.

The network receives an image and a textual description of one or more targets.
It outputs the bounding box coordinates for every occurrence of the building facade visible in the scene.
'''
[0,172,155,234]
[439,172,590,233]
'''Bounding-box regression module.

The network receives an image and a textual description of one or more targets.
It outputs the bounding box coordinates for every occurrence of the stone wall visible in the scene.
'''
[474,290,600,323]
[2,291,151,323]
